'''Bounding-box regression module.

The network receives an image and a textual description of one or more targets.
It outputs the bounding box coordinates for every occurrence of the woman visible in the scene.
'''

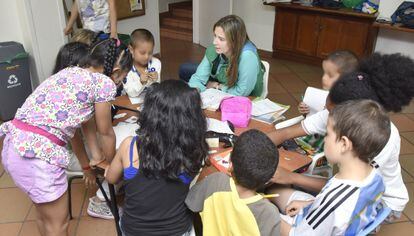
[179,15,264,97]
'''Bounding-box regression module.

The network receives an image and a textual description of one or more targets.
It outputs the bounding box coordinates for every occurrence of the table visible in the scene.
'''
[101,95,312,236]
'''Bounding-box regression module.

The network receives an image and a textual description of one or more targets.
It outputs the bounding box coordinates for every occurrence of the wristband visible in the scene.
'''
[82,165,91,171]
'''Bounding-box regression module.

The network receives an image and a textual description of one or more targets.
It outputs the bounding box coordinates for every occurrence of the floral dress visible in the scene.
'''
[0,66,116,168]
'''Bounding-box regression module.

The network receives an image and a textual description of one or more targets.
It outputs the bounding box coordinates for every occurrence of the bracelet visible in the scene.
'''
[82,165,91,171]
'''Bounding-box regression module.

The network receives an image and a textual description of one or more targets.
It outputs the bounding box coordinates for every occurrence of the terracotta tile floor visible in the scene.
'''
[0,37,413,235]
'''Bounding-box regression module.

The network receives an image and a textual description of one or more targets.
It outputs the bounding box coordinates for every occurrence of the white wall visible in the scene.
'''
[159,0,189,13]
[232,0,275,52]
[0,1,24,44]
[118,0,161,54]
[374,0,414,58]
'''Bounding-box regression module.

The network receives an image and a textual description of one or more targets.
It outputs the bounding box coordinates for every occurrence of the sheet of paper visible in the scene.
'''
[303,87,329,116]
[200,88,232,110]
[252,98,286,116]
[206,118,234,134]
[275,116,304,130]
[113,122,140,149]
[129,94,145,105]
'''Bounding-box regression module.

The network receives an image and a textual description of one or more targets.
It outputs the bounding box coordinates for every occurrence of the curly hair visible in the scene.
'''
[53,42,89,74]
[136,80,208,180]
[81,38,133,76]
[329,53,414,112]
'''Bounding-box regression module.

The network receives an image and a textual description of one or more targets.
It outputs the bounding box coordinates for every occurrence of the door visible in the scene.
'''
[193,0,232,47]
[316,16,343,58]
[274,10,298,51]
[295,13,319,56]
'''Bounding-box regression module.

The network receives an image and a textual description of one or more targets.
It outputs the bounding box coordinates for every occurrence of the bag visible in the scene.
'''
[220,97,252,128]
[391,1,414,29]
[313,0,343,9]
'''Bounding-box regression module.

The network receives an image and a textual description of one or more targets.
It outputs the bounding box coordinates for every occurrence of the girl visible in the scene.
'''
[181,15,264,97]
[52,42,89,74]
[64,0,118,39]
[269,53,414,222]
[0,38,132,236]
[106,80,208,236]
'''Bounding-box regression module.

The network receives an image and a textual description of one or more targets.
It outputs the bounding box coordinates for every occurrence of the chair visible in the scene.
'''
[260,60,270,99]
[66,153,84,219]
[357,206,392,236]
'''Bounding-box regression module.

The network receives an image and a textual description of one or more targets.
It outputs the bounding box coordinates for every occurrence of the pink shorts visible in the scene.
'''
[1,135,67,204]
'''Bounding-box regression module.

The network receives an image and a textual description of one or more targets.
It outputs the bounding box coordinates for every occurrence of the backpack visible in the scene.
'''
[391,1,414,29]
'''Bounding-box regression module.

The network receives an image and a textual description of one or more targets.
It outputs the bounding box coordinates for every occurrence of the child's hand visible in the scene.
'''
[298,102,310,115]
[148,72,158,82]
[140,72,150,84]
[285,200,313,217]
[83,169,96,188]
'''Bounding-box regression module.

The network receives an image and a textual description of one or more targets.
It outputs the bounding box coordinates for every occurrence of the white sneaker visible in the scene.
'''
[87,196,114,220]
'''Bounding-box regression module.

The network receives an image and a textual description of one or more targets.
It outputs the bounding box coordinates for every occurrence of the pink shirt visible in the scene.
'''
[0,67,116,167]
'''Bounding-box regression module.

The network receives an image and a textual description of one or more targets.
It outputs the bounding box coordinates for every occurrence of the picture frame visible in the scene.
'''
[117,0,146,20]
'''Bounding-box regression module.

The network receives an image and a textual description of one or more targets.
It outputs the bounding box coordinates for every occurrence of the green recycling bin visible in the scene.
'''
[0,42,31,121]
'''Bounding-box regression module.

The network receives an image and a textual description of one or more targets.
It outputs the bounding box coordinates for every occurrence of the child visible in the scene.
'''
[269,53,414,221]
[0,38,132,236]
[296,50,358,153]
[298,50,358,114]
[64,0,118,39]
[185,129,281,236]
[52,42,89,74]
[270,100,387,235]
[71,28,98,46]
[105,80,208,235]
[122,28,161,97]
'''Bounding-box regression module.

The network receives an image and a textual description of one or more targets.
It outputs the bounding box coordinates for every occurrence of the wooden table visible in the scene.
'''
[104,95,312,236]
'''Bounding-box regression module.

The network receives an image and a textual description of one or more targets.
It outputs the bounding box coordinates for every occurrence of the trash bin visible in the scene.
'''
[0,41,31,121]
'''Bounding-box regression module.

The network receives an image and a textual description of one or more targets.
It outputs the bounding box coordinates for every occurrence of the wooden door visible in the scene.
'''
[295,13,319,56]
[274,10,298,51]
[316,16,343,58]
[337,20,369,57]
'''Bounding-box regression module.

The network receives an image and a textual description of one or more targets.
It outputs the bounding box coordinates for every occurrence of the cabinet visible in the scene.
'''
[268,3,378,65]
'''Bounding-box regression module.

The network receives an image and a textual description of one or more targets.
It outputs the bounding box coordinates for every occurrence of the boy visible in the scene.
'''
[123,29,161,97]
[185,129,280,236]
[269,100,387,235]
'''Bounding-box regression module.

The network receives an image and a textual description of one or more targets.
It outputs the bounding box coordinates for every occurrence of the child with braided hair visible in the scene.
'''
[0,38,132,236]
[53,41,89,74]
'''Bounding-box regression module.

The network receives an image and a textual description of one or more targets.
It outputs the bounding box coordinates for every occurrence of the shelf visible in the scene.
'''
[373,22,414,34]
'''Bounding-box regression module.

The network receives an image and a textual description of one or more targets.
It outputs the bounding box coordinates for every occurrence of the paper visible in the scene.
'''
[113,122,140,149]
[275,116,304,130]
[200,88,232,110]
[252,98,286,116]
[129,94,145,105]
[303,87,329,116]
[206,118,234,134]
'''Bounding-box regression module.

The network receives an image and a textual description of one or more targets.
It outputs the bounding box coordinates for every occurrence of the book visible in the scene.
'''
[303,87,329,116]
[200,88,233,110]
[251,99,290,124]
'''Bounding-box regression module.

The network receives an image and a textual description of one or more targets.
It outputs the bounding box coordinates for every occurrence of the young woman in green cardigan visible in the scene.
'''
[179,15,265,97]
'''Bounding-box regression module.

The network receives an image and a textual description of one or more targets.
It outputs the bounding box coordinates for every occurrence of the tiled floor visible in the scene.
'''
[0,37,414,235]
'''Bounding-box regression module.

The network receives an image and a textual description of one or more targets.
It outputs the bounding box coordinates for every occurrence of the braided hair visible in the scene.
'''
[52,42,89,74]
[81,38,133,77]
[329,53,414,112]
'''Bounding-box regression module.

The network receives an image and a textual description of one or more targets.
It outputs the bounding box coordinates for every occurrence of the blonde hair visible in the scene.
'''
[213,15,249,88]
[71,29,97,46]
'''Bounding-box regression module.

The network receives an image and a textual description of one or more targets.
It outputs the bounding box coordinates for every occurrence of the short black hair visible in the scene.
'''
[326,50,359,74]
[329,53,414,112]
[231,129,279,190]
[130,28,155,47]
[330,100,391,163]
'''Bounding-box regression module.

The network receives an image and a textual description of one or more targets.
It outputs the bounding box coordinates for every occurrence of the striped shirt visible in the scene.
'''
[291,169,384,236]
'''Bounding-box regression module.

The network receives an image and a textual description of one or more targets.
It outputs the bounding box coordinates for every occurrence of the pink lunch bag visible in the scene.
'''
[220,97,252,128]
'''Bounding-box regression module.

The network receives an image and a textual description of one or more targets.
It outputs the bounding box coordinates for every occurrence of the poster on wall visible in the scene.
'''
[130,0,143,12]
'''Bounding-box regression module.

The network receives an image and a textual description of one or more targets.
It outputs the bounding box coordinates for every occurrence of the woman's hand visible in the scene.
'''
[83,169,96,188]
[298,102,310,115]
[206,81,220,89]
[285,200,313,217]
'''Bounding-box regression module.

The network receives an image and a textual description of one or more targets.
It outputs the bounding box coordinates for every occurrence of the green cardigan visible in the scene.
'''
[188,41,264,97]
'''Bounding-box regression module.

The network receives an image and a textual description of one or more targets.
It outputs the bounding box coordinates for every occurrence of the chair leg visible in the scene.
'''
[68,177,74,220]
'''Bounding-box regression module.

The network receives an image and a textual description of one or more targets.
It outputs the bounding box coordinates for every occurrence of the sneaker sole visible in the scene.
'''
[87,208,114,220]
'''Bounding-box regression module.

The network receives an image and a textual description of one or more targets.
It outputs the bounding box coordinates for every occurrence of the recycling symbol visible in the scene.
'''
[8,75,18,85]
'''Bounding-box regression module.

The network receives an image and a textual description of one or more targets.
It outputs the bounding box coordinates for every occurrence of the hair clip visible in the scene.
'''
[357,75,364,80]
[116,38,121,47]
